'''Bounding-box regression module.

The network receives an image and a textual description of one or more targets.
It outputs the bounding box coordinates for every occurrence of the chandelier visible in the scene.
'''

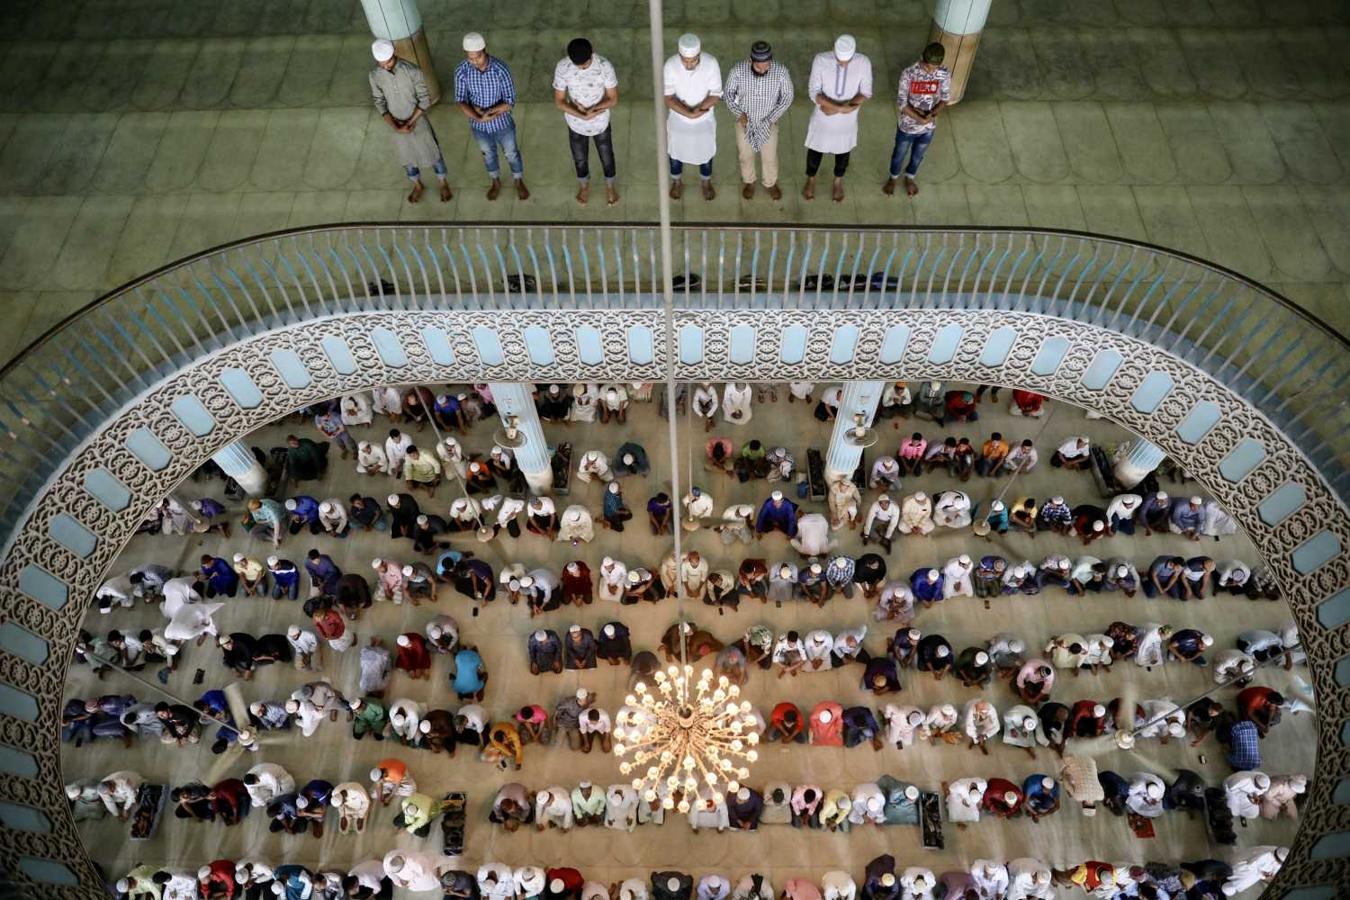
[613,664,760,812]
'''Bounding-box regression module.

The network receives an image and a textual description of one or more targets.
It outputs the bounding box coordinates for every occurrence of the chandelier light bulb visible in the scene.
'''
[677,800,690,814]
[662,797,675,810]
[644,789,657,802]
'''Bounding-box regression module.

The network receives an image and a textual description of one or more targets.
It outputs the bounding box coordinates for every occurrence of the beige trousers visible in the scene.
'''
[735,119,779,187]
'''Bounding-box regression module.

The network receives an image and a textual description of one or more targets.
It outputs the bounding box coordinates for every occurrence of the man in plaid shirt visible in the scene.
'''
[455,32,529,200]
[723,41,794,200]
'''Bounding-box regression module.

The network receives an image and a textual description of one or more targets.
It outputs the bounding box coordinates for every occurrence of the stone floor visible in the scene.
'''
[2,0,1350,367]
[62,384,1314,893]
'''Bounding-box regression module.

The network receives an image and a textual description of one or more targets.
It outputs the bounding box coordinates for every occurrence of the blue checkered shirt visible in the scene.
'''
[1226,720,1261,770]
[454,57,516,134]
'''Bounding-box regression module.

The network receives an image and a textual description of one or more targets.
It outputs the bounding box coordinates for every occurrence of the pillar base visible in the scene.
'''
[926,23,981,105]
[1113,438,1167,490]
[1113,457,1156,491]
[393,28,440,105]
[523,467,553,496]
[212,442,268,497]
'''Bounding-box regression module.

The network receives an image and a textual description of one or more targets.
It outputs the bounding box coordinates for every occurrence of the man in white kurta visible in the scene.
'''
[664,34,722,200]
[722,382,753,423]
[558,505,594,544]
[370,40,450,204]
[803,35,872,202]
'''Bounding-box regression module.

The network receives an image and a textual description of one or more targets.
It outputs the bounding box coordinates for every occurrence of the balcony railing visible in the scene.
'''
[1,223,1346,537]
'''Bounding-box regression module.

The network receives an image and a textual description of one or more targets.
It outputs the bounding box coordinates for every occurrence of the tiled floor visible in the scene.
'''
[2,0,1350,366]
[63,385,1313,890]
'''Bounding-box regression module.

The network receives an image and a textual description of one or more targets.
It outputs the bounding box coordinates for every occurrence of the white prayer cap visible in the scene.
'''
[833,34,857,61]
[199,867,213,881]
[603,625,615,637]
[267,555,279,567]
[396,634,410,647]
[359,440,371,451]
[991,500,1004,511]
[1041,777,1055,791]
[231,552,246,564]
[1092,520,1104,531]
[867,795,882,810]
[372,558,385,569]
[1155,491,1168,501]
[907,628,921,641]
[369,767,383,781]
[1190,495,1203,505]
[551,880,565,894]
[935,645,949,657]
[295,795,309,809]
[1115,564,1128,577]
[387,494,400,506]
[959,554,972,566]
[678,33,701,58]
[1009,638,1026,653]
[287,625,300,638]
[65,784,82,800]
[1023,716,1037,730]
[569,624,581,634]
[416,514,429,526]
[975,651,988,666]
[217,635,232,647]
[771,490,784,501]
[579,780,592,789]
[462,32,486,52]
[914,491,927,501]
[320,501,332,514]
[418,719,431,734]
[810,562,822,574]
[737,787,750,801]
[568,509,582,521]
[586,450,599,461]
[250,701,266,715]
[284,499,297,511]
[1092,703,1106,717]
[371,39,395,61]
[576,688,589,701]
[1050,495,1064,505]
[668,878,683,892]
[519,575,534,588]
[402,565,414,577]
[927,568,939,581]
[818,708,832,723]
[880,874,895,888]
[1201,634,1214,647]
[1003,791,1018,805]
[628,570,641,583]
[608,481,620,493]
[905,784,921,800]
[622,453,634,464]
[284,699,299,713]
[1167,721,1185,737]
[602,556,614,567]
[1145,781,1162,799]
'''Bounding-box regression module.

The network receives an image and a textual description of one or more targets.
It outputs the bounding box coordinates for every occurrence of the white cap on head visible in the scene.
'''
[387,494,400,506]
[1190,496,1203,505]
[678,33,701,58]
[1051,495,1064,505]
[1041,777,1055,791]
[1116,564,1128,577]
[418,720,431,734]
[199,866,213,880]
[936,645,949,658]
[569,624,581,634]
[370,767,383,781]
[819,709,832,723]
[1201,634,1214,647]
[1145,781,1162,799]
[1093,703,1106,717]
[905,784,920,800]
[287,625,300,638]
[402,565,414,577]
[737,787,750,801]
[372,39,395,61]
[232,552,245,563]
[396,634,410,647]
[810,563,822,574]
[1156,491,1168,502]
[668,878,683,892]
[462,32,486,52]
[1092,520,1104,531]
[628,570,641,583]
[975,651,988,666]
[880,874,895,888]
[284,499,297,511]
[372,558,383,569]
[907,628,921,641]
[927,568,939,581]
[991,500,1004,511]
[551,880,565,894]
[834,34,857,60]
[519,575,534,588]
[284,699,299,713]
[958,554,972,566]
[533,629,547,642]
[1003,791,1017,805]
[65,784,81,800]
[320,501,332,514]
[586,450,598,461]
[416,514,429,526]
[267,555,279,567]
[914,491,927,501]
[771,490,783,501]
[295,795,309,809]
[604,624,615,637]
[1253,772,1271,790]
[576,688,589,701]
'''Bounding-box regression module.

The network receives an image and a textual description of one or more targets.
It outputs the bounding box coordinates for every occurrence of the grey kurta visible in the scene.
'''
[369,60,444,172]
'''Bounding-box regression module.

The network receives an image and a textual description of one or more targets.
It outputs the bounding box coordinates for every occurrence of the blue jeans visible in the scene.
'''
[404,157,448,181]
[670,157,712,179]
[473,124,524,179]
[889,128,934,179]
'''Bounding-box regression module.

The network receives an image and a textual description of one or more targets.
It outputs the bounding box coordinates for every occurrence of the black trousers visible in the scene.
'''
[569,126,617,180]
[805,149,850,177]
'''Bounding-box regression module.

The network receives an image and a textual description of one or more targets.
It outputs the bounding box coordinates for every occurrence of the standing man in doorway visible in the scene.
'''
[723,41,794,201]
[369,40,450,204]
[553,38,620,206]
[884,42,951,198]
[663,33,723,201]
[455,32,529,200]
[803,35,872,202]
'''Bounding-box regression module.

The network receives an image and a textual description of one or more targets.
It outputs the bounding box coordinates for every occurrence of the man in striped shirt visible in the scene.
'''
[723,41,794,200]
[455,32,529,200]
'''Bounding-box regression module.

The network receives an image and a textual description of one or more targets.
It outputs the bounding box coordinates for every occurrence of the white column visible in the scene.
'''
[928,0,993,104]
[1112,437,1167,489]
[487,383,553,495]
[212,441,267,496]
[825,381,886,484]
[359,0,440,103]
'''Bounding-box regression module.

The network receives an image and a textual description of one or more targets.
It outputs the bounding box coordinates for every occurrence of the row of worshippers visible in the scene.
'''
[114,845,1291,900]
